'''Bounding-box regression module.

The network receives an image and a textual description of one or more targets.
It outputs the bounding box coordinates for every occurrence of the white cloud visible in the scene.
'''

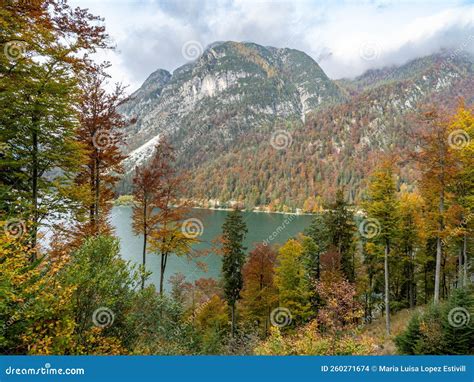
[72,0,474,91]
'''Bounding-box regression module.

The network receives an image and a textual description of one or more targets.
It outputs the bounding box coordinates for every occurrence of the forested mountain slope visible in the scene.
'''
[118,44,473,211]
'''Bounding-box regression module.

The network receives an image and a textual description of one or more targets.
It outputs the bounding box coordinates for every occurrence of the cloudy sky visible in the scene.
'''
[72,0,474,92]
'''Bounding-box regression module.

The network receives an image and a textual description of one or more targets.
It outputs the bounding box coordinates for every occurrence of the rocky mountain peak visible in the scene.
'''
[119,41,345,161]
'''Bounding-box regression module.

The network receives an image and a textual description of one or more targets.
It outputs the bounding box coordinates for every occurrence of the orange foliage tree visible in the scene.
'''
[133,139,195,292]
[75,63,127,238]
[240,244,278,335]
[410,106,460,303]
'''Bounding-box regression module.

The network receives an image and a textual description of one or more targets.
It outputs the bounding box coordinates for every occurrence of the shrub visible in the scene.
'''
[254,322,375,355]
[395,287,474,355]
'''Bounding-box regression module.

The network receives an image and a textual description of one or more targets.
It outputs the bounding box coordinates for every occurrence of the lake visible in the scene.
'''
[110,207,313,290]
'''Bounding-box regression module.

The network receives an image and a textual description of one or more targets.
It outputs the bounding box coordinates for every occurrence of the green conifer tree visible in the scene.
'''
[221,208,248,336]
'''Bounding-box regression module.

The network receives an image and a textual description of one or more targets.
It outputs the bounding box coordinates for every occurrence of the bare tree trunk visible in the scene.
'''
[409,250,415,308]
[94,155,100,234]
[458,245,463,288]
[141,231,147,290]
[424,266,428,304]
[263,307,268,336]
[231,303,236,337]
[141,201,147,290]
[384,241,391,335]
[159,252,168,295]
[159,254,164,295]
[368,273,373,322]
[31,126,38,259]
[434,191,444,304]
[463,234,468,287]
[89,166,95,229]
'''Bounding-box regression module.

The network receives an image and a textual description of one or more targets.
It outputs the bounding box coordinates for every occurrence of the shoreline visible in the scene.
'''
[190,206,314,216]
[113,197,315,216]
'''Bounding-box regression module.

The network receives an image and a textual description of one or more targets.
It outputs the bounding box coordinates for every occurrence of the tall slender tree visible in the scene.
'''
[304,212,330,282]
[364,160,399,335]
[449,103,474,288]
[240,244,278,335]
[221,208,247,336]
[147,141,196,295]
[325,189,357,282]
[398,189,425,308]
[75,63,127,237]
[411,107,458,303]
[0,0,107,254]
[133,140,195,292]
[0,0,109,254]
[132,146,164,289]
[301,236,320,309]
[274,239,312,325]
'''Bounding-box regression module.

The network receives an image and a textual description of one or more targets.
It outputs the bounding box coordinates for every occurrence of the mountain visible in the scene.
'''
[118,43,474,211]
[119,41,345,166]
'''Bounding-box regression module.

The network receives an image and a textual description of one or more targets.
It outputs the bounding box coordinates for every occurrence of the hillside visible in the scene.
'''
[118,43,474,210]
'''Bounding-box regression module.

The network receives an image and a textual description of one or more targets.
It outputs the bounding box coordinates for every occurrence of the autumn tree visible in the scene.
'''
[194,295,229,354]
[315,256,363,352]
[147,140,196,295]
[360,240,383,322]
[411,106,459,303]
[0,0,110,253]
[274,239,312,325]
[363,160,399,334]
[75,63,127,237]
[132,140,194,292]
[448,103,473,287]
[397,188,426,308]
[132,152,159,289]
[240,244,278,335]
[221,208,248,336]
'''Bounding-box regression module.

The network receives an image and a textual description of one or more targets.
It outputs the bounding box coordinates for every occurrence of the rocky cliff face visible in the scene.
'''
[118,43,473,210]
[119,41,346,169]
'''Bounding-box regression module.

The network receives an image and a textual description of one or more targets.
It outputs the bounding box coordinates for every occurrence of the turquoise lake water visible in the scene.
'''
[110,207,313,290]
